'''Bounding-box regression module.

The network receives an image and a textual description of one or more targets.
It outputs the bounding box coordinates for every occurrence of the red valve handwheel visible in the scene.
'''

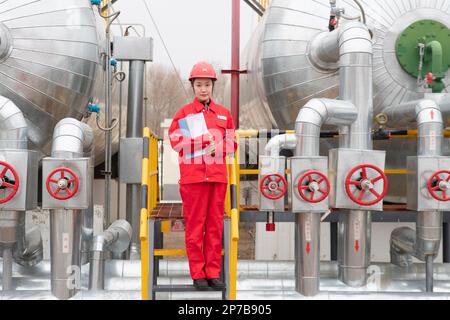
[0,161,20,204]
[428,170,450,202]
[46,167,79,200]
[297,170,330,203]
[345,164,388,206]
[260,173,287,200]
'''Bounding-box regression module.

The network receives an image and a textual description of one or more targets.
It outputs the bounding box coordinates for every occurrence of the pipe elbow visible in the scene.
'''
[415,99,442,124]
[265,134,297,157]
[297,99,357,128]
[51,118,94,157]
[0,96,28,149]
[338,21,372,57]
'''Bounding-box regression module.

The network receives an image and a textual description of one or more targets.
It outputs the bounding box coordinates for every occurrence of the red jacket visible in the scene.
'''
[168,98,237,185]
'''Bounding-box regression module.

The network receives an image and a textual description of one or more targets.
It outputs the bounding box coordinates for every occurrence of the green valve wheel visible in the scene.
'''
[396,19,450,92]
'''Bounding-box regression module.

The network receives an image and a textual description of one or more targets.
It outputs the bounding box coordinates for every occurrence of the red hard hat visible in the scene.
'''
[189,61,217,81]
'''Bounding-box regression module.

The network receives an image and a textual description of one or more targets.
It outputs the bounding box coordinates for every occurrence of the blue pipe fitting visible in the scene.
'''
[110,58,118,67]
[88,103,101,114]
[91,0,101,6]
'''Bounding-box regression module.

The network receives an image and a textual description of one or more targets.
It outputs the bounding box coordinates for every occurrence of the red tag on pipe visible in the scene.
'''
[426,72,434,85]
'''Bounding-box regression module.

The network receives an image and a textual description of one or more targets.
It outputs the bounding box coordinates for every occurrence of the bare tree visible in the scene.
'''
[144,62,229,136]
[145,64,189,136]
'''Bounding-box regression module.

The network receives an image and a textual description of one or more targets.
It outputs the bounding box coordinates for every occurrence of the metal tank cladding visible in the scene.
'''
[0,0,104,157]
[230,0,450,202]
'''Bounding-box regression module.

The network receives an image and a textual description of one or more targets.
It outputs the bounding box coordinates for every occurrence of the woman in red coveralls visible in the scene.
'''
[168,61,237,290]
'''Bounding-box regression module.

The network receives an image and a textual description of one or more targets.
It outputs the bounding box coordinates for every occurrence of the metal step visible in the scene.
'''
[154,285,225,292]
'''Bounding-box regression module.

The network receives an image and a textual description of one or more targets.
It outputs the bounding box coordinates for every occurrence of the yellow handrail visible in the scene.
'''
[140,127,159,300]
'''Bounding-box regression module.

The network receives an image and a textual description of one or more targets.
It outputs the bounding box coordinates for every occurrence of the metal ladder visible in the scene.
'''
[144,217,231,300]
[140,127,239,300]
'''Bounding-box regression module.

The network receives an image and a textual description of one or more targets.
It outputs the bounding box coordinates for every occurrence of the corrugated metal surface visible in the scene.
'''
[0,0,104,155]
[231,0,450,130]
[229,0,450,202]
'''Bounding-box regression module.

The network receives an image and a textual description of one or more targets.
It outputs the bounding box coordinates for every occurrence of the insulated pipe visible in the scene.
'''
[81,143,95,266]
[13,214,43,267]
[386,99,443,292]
[126,60,145,260]
[0,97,27,149]
[310,22,374,287]
[0,97,42,288]
[294,98,357,296]
[50,118,93,300]
[264,134,296,157]
[89,219,132,290]
[2,247,12,291]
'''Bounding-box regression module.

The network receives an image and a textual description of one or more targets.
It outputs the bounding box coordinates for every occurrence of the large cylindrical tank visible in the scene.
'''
[0,0,122,165]
[228,0,450,202]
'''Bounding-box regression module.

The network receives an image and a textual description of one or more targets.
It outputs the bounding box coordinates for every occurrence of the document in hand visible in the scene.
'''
[178,112,209,139]
[178,112,209,159]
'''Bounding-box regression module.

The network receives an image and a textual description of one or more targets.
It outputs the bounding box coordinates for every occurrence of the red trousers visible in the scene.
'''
[179,182,228,280]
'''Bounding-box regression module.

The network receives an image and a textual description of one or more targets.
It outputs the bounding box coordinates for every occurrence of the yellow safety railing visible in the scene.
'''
[140,127,239,300]
[140,127,159,300]
[226,155,239,300]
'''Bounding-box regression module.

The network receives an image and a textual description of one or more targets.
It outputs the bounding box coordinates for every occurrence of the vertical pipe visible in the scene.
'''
[126,60,145,259]
[387,100,443,291]
[231,0,240,129]
[81,158,94,265]
[338,23,373,287]
[51,209,82,299]
[292,99,357,295]
[330,222,338,261]
[50,119,93,299]
[104,0,112,229]
[2,247,13,291]
[295,213,321,295]
[444,222,450,263]
[89,250,104,290]
[338,210,372,286]
[426,254,433,292]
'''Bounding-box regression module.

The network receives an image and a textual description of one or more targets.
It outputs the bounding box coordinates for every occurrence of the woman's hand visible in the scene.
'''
[204,133,216,156]
[204,140,216,156]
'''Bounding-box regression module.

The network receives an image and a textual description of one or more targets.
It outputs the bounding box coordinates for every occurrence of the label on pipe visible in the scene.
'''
[429,129,436,151]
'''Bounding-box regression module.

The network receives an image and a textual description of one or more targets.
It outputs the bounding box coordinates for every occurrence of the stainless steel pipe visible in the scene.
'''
[309,21,374,287]
[387,99,444,292]
[125,60,145,260]
[0,97,42,288]
[294,98,357,295]
[2,247,12,291]
[89,220,132,290]
[50,118,93,300]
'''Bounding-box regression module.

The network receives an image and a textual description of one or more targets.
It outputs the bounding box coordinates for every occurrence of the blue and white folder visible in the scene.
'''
[178,113,209,159]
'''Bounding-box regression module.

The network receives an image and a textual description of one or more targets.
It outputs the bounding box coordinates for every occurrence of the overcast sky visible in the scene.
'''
[112,0,259,77]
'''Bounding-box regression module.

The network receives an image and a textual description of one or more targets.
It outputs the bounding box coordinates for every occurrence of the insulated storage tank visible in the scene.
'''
[0,0,120,163]
[229,0,450,202]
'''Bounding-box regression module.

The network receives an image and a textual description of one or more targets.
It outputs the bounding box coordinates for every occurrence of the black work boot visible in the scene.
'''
[193,278,209,291]
[207,278,225,290]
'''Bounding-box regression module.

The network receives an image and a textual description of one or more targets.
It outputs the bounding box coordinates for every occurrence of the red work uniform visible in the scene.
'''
[168,97,237,280]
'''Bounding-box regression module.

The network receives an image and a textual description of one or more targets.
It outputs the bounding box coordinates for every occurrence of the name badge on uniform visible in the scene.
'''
[217,115,227,121]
